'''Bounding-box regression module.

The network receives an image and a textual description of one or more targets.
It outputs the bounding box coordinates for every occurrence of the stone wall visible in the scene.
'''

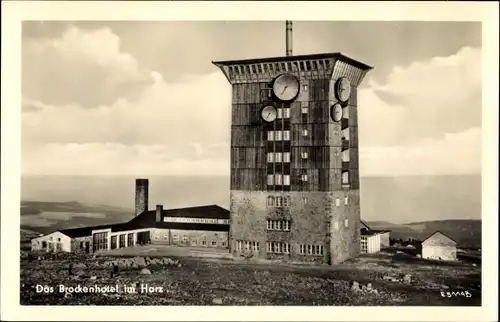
[230,189,360,264]
[422,245,457,261]
[70,236,92,253]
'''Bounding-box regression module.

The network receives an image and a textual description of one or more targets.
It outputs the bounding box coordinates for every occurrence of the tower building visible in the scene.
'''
[213,22,372,264]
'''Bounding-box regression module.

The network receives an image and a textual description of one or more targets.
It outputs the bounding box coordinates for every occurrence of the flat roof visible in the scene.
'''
[212,52,373,71]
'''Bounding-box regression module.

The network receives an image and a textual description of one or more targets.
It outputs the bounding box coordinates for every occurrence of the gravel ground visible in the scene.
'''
[20,250,481,306]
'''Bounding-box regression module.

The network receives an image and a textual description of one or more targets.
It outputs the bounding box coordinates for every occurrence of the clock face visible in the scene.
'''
[331,103,343,122]
[260,105,277,123]
[272,74,300,102]
[336,77,351,103]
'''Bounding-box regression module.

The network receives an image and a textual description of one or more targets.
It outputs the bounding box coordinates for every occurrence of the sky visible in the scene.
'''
[21,21,482,177]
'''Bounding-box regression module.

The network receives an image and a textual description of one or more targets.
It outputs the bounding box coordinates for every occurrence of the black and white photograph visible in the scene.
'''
[1,1,498,321]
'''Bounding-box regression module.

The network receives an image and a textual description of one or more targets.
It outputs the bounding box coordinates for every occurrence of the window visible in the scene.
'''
[267,242,290,254]
[335,198,340,207]
[119,234,126,248]
[275,131,282,141]
[183,235,188,243]
[266,220,291,231]
[301,174,308,181]
[275,152,282,162]
[211,240,217,247]
[301,106,308,114]
[283,130,290,141]
[267,220,272,230]
[111,235,117,250]
[303,84,308,92]
[283,196,290,207]
[344,219,349,227]
[267,131,274,141]
[283,152,291,163]
[301,151,308,159]
[342,172,349,185]
[299,244,305,254]
[276,197,283,207]
[345,197,349,205]
[275,173,283,185]
[221,241,227,247]
[173,234,179,242]
[58,238,61,242]
[128,233,134,246]
[263,64,268,72]
[302,197,308,204]
[267,174,274,185]
[191,239,197,246]
[283,108,291,119]
[334,221,339,230]
[302,129,308,137]
[202,240,207,246]
[277,108,283,119]
[80,241,84,249]
[283,175,290,186]
[267,152,274,163]
[307,245,313,255]
[267,196,275,206]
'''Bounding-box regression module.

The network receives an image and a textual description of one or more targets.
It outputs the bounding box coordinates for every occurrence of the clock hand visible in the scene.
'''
[267,112,271,118]
[281,85,288,95]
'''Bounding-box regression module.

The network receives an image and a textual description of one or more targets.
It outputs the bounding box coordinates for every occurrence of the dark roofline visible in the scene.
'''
[213,52,373,71]
[422,230,457,244]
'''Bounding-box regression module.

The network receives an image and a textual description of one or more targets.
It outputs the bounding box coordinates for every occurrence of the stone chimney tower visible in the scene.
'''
[135,178,149,216]
[156,205,163,222]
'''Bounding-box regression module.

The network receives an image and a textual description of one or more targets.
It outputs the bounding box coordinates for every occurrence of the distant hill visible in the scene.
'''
[365,219,481,249]
[21,200,133,235]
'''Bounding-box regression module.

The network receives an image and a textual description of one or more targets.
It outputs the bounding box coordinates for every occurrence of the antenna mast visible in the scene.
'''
[286,21,293,56]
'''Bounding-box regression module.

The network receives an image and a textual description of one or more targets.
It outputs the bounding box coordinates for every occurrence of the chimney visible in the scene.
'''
[135,178,149,216]
[156,205,163,222]
[286,21,293,56]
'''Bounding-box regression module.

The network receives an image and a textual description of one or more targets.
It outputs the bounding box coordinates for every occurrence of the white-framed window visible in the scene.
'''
[202,240,207,246]
[302,197,308,204]
[344,219,349,227]
[344,197,349,205]
[267,242,272,252]
[299,244,305,255]
[301,106,308,114]
[267,174,274,185]
[275,131,283,141]
[342,150,350,162]
[211,240,217,246]
[267,152,274,163]
[267,131,274,141]
[283,108,291,119]
[283,175,290,186]
[283,196,290,206]
[276,197,283,207]
[307,245,313,255]
[267,196,275,206]
[342,172,349,185]
[301,129,308,137]
[334,221,339,230]
[301,151,308,159]
[283,130,290,141]
[277,108,283,119]
[275,173,283,185]
[301,174,308,181]
[283,152,291,163]
[275,152,282,162]
[335,198,340,207]
[284,243,290,254]
[303,84,308,92]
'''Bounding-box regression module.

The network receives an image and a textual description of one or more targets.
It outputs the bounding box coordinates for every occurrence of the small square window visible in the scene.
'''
[301,152,308,159]
[303,84,308,92]
[302,129,308,137]
[301,174,308,181]
[301,106,308,114]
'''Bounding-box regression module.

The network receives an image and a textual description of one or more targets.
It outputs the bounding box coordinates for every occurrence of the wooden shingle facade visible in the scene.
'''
[214,53,372,264]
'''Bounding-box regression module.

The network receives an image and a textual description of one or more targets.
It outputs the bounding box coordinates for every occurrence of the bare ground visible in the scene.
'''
[20,248,481,306]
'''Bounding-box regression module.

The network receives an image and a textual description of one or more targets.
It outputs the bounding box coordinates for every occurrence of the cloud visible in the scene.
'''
[358,46,481,147]
[22,142,229,176]
[359,127,481,176]
[21,26,481,176]
[22,27,154,108]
